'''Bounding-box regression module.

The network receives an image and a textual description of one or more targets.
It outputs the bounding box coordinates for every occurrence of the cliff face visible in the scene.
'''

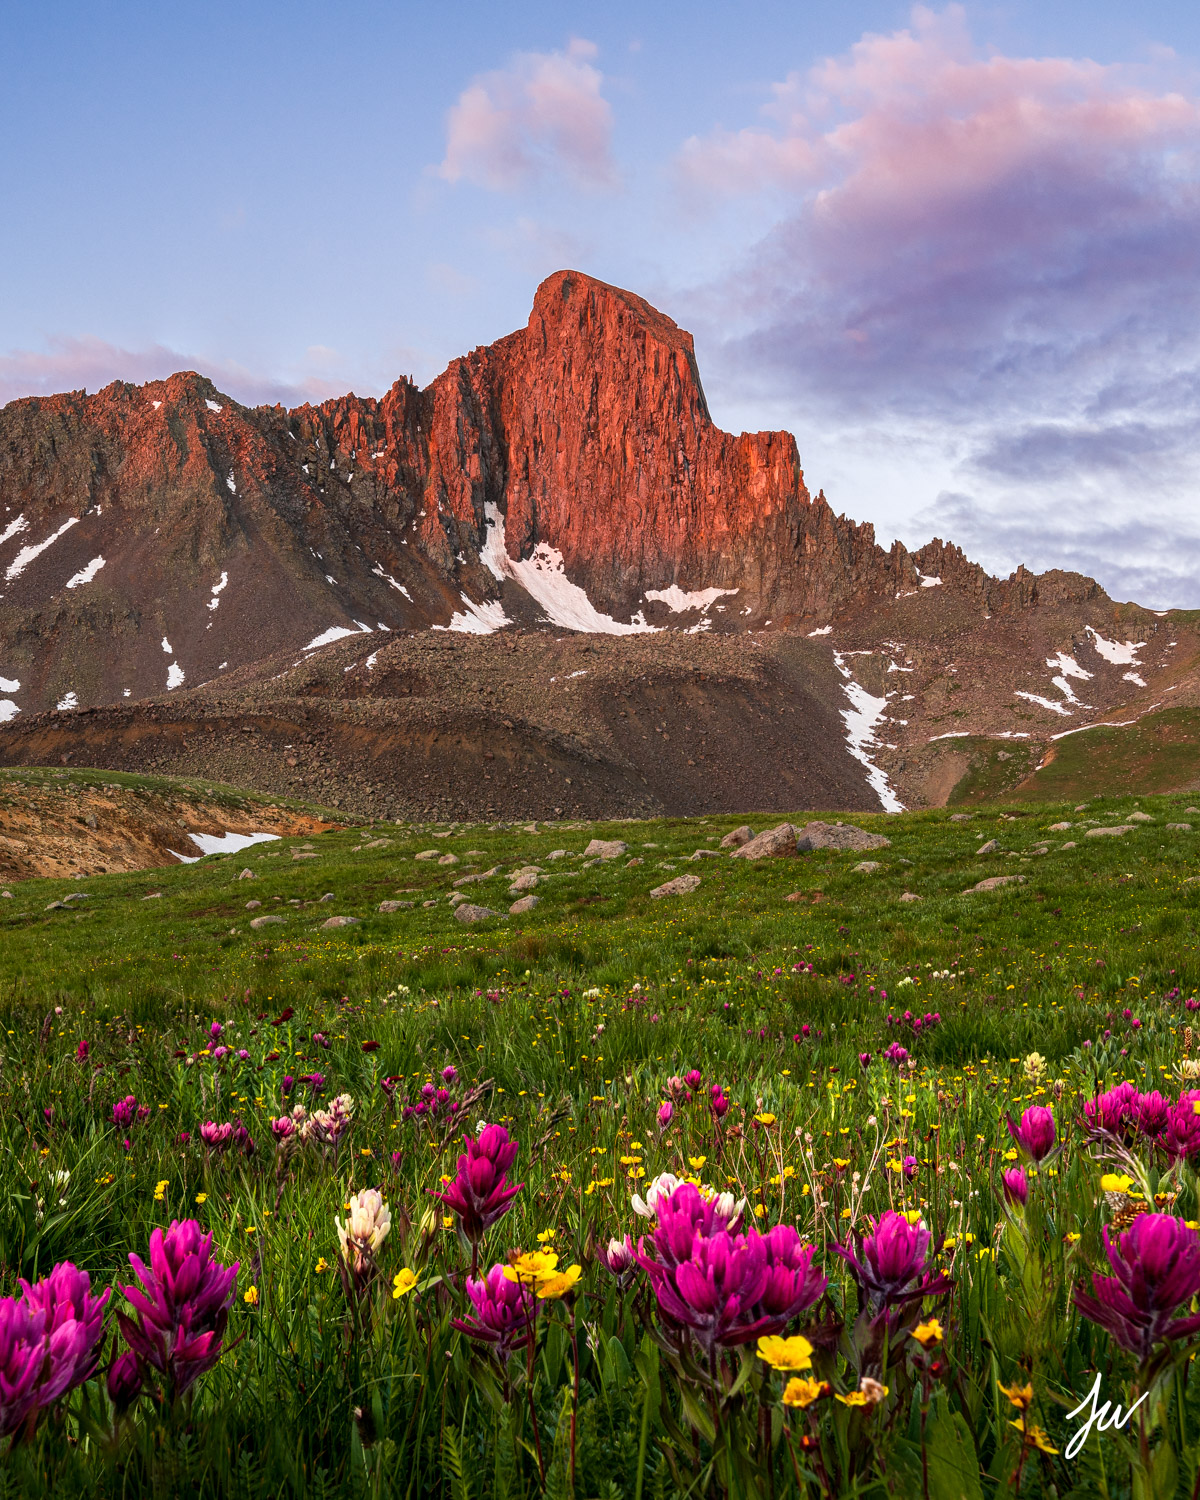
[0,268,1115,719]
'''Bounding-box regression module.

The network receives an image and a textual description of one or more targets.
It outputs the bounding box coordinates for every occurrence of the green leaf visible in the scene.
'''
[923,1404,984,1500]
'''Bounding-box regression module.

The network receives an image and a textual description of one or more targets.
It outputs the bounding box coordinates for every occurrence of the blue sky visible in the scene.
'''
[4,2,1200,605]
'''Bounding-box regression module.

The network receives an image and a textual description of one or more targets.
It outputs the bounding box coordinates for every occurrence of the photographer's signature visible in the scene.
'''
[1064,1373,1149,1459]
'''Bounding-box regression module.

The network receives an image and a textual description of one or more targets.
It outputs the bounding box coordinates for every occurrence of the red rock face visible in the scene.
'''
[0,268,1108,716]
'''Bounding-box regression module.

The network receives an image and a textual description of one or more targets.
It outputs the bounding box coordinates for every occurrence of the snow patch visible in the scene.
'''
[226,472,236,494]
[0,675,19,693]
[205,399,222,413]
[435,595,512,635]
[371,564,412,600]
[0,514,28,548]
[123,688,132,697]
[644,584,737,613]
[1015,690,1072,717]
[919,574,942,588]
[161,637,173,654]
[166,663,185,690]
[65,556,106,589]
[833,651,904,812]
[5,517,80,581]
[1086,627,1145,666]
[1123,671,1148,688]
[1046,651,1092,681]
[207,572,228,611]
[807,625,832,637]
[303,624,371,652]
[0,701,18,723]
[56,692,78,711]
[171,830,281,864]
[365,651,378,670]
[480,502,656,635]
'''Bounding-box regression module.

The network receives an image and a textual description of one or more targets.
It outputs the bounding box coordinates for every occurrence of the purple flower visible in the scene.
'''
[452,1263,536,1361]
[1074,1214,1200,1363]
[209,1022,223,1041]
[710,1086,730,1122]
[657,1101,674,1131]
[106,1350,142,1414]
[270,1116,296,1140]
[858,1053,873,1068]
[1160,1094,1200,1162]
[684,1069,702,1091]
[1007,1105,1056,1163]
[236,1049,250,1062]
[281,1075,295,1097]
[601,1235,639,1288]
[433,1126,523,1243]
[1083,1082,1139,1138]
[902,1155,919,1180]
[1002,1168,1029,1207]
[303,1073,326,1093]
[0,1263,110,1438]
[833,1211,951,1318]
[441,1065,458,1084]
[1135,1091,1172,1138]
[112,1095,139,1130]
[117,1220,239,1401]
[199,1121,233,1153]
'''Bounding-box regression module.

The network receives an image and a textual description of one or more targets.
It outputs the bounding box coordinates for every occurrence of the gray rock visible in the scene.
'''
[626,857,643,866]
[422,899,438,908]
[142,892,162,900]
[513,865,543,876]
[509,895,540,914]
[454,867,500,886]
[437,853,459,866]
[1187,807,1200,814]
[795,820,891,852]
[321,916,359,928]
[509,873,539,893]
[1128,811,1155,823]
[1062,841,1077,849]
[584,839,627,860]
[378,900,406,913]
[45,901,65,911]
[949,812,974,822]
[688,849,723,860]
[414,850,440,861]
[291,850,318,860]
[449,892,468,905]
[1047,822,1071,832]
[733,823,797,860]
[245,899,262,909]
[318,892,335,903]
[362,838,391,849]
[898,891,923,902]
[63,892,87,903]
[853,861,881,873]
[976,839,999,854]
[237,868,256,880]
[967,874,1027,893]
[1168,823,1192,832]
[1086,825,1134,837]
[249,915,286,929]
[650,874,702,898]
[546,849,567,860]
[455,903,499,923]
[0,890,11,898]
[720,825,755,849]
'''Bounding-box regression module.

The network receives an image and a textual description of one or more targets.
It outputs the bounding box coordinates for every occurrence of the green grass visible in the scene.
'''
[1012,706,1200,802]
[3,793,1200,1495]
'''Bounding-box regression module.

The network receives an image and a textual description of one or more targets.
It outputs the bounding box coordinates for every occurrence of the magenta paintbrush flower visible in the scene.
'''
[1074,1213,1200,1363]
[1002,1167,1029,1207]
[117,1219,239,1402]
[1160,1094,1200,1162]
[833,1211,951,1317]
[1083,1081,1139,1138]
[451,1263,536,1362]
[748,1224,828,1329]
[1006,1105,1056,1162]
[0,1262,110,1439]
[199,1121,234,1153]
[433,1126,523,1243]
[1134,1091,1171,1139]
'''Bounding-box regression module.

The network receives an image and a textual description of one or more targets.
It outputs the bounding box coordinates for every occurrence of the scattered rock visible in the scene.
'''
[650,874,702,898]
[438,853,459,866]
[785,892,805,902]
[976,839,999,854]
[584,839,627,859]
[898,892,923,902]
[455,903,499,923]
[509,895,540,914]
[237,868,256,880]
[291,850,318,860]
[853,861,881,874]
[362,838,391,849]
[1047,822,1071,832]
[448,892,467,905]
[45,900,65,911]
[1168,823,1192,832]
[513,865,543,876]
[62,892,87,903]
[321,916,359,928]
[318,892,335,902]
[509,873,539,893]
[249,915,286,929]
[967,875,1028,893]
[454,868,500,886]
[245,899,262,909]
[1128,811,1155,824]
[142,892,162,900]
[378,900,406,913]
[1086,826,1134,838]
[733,823,797,860]
[0,890,11,898]
[795,821,891,852]
[422,899,438,908]
[688,849,722,860]
[949,812,973,822]
[1062,841,1077,849]
[626,857,643,866]
[414,850,440,861]
[1187,807,1200,814]
[546,849,567,860]
[720,825,755,849]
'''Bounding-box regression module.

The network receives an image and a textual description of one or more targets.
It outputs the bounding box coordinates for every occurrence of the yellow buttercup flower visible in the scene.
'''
[536,1265,582,1299]
[243,1285,259,1306]
[392,1269,418,1299]
[757,1335,814,1372]
[754,1113,776,1126]
[999,1381,1034,1412]
[504,1250,559,1284]
[1101,1173,1135,1194]
[836,1379,889,1408]
[536,1228,556,1243]
[1011,1418,1058,1454]
[911,1319,943,1349]
[314,1257,329,1274]
[782,1377,830,1409]
[689,1155,707,1170]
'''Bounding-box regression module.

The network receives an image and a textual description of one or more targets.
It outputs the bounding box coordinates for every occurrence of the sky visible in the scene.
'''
[3,1,1200,607]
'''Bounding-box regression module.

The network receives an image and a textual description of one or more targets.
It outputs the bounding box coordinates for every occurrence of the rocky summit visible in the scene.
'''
[1,270,1196,816]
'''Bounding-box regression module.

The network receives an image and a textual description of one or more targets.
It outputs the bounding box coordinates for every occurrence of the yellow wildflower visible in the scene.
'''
[504,1250,559,1284]
[1011,1418,1058,1454]
[392,1269,418,1298]
[782,1377,830,1409]
[243,1286,259,1306]
[999,1381,1034,1412]
[911,1319,943,1349]
[756,1335,814,1372]
[536,1265,582,1299]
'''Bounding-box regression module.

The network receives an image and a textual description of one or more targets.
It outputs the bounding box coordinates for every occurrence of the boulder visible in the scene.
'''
[378,900,406,913]
[455,903,499,923]
[245,899,262,909]
[1047,822,1071,832]
[949,812,973,822]
[976,839,999,854]
[1128,811,1155,823]
[795,821,890,852]
[898,892,923,902]
[1168,823,1192,832]
[967,875,1027,892]
[1086,826,1134,838]
[318,892,335,903]
[438,853,459,866]
[509,895,540,914]
[321,916,359,928]
[853,861,881,874]
[249,915,286,929]
[509,873,539,893]
[584,839,627,859]
[733,823,797,860]
[650,874,702,898]
[414,850,440,860]
[546,849,568,860]
[237,868,256,880]
[720,825,755,848]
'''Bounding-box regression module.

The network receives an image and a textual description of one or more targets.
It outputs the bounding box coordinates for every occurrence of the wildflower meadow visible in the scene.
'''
[4,782,1200,1496]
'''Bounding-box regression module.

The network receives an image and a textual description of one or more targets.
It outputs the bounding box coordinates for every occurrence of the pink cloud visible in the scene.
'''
[0,336,375,411]
[438,39,616,191]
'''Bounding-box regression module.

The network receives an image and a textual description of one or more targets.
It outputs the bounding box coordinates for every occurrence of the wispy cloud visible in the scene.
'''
[438,39,616,191]
[680,5,1200,605]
